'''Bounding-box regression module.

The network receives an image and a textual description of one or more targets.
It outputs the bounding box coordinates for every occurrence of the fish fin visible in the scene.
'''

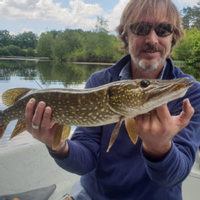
[52,125,71,150]
[10,120,27,139]
[2,88,32,107]
[61,125,71,140]
[125,118,138,145]
[106,117,124,153]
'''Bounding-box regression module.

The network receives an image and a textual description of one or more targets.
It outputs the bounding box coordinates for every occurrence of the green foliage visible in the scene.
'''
[51,33,68,61]
[0,45,26,56]
[6,45,25,56]
[0,47,9,56]
[172,28,200,64]
[181,5,200,29]
[13,31,38,49]
[26,47,35,57]
[36,32,54,58]
[0,27,125,62]
[0,30,13,46]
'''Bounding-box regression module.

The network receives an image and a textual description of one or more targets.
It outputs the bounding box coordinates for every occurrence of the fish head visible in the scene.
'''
[108,77,194,117]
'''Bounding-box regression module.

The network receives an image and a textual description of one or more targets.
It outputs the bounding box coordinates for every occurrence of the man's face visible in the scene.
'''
[126,5,173,72]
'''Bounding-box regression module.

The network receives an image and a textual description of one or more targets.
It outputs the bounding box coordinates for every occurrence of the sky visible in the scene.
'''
[0,0,199,36]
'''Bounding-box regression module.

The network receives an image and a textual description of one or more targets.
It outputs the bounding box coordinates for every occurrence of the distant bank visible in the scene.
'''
[0,56,115,66]
[71,61,114,66]
[0,56,49,61]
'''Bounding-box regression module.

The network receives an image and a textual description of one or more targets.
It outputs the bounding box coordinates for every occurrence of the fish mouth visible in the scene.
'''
[167,77,194,91]
[154,77,193,91]
[146,77,194,102]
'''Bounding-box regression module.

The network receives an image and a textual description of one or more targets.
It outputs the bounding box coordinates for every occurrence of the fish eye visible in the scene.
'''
[140,80,150,88]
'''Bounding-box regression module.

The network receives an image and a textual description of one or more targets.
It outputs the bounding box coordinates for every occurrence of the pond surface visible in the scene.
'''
[0,59,199,151]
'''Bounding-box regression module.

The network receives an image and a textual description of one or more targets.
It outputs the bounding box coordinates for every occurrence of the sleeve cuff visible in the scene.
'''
[141,142,176,170]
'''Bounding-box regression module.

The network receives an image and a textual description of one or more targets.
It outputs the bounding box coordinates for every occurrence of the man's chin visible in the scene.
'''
[131,56,165,72]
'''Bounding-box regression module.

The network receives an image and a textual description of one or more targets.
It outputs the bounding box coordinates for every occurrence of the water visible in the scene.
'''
[0,60,108,152]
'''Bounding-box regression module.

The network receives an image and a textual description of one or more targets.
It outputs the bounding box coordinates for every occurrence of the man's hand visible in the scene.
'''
[135,99,194,160]
[25,98,67,152]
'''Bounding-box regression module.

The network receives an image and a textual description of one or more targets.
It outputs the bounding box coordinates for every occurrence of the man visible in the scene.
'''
[25,0,200,199]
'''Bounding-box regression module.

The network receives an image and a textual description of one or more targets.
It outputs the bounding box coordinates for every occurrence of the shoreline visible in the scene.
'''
[71,61,115,66]
[0,57,115,65]
[0,56,49,61]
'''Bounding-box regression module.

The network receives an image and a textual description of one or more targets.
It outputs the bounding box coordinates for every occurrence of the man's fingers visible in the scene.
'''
[32,101,46,130]
[25,98,36,131]
[178,98,194,126]
[40,106,52,131]
[154,104,171,122]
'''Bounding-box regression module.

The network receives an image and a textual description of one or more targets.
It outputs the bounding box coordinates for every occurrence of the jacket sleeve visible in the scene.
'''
[142,80,200,188]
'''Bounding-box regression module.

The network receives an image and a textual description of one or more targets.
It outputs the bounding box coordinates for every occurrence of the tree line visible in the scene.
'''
[170,2,200,64]
[0,19,125,63]
[36,29,125,62]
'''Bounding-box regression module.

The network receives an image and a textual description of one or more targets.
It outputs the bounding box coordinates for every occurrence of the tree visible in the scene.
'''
[26,47,35,57]
[14,31,38,49]
[181,4,200,29]
[36,32,54,58]
[94,16,109,33]
[172,28,200,64]
[6,45,26,56]
[0,30,13,46]
[192,4,200,29]
[51,33,68,62]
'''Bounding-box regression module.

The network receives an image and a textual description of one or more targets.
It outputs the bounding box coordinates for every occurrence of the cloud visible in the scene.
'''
[0,0,136,34]
[176,0,199,7]
[21,28,34,33]
[0,0,104,30]
[104,0,129,32]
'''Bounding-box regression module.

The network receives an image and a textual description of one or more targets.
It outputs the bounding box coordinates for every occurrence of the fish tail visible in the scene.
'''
[0,110,9,139]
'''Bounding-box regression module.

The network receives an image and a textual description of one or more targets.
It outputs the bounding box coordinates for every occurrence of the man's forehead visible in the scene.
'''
[131,12,170,24]
[130,2,171,24]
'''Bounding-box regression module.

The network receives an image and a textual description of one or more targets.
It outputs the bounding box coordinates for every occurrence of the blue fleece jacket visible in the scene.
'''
[51,55,200,200]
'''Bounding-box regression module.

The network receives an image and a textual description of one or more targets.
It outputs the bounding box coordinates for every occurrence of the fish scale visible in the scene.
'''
[0,78,194,152]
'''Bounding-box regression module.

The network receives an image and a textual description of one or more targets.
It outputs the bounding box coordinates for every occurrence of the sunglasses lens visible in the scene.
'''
[130,22,173,36]
[130,22,151,36]
[155,23,173,36]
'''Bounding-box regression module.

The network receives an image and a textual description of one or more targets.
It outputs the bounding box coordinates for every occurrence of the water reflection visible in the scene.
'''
[0,60,107,87]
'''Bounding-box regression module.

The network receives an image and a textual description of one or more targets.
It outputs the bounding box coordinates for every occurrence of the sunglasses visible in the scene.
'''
[129,22,173,37]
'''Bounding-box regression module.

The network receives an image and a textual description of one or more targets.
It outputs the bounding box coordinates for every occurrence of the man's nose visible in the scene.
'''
[145,29,159,44]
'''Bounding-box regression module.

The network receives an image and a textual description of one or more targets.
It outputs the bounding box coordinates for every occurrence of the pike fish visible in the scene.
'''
[0,78,193,152]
